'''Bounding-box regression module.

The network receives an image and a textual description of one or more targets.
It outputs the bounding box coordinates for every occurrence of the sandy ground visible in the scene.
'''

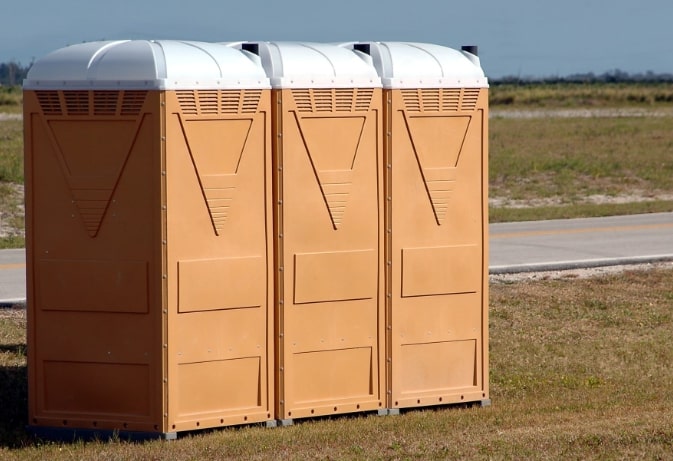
[491,107,673,118]
[0,184,24,238]
[489,192,673,208]
[0,113,21,121]
[490,260,673,283]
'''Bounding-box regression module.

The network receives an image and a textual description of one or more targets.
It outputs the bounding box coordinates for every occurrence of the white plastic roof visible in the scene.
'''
[23,40,270,90]
[342,42,488,89]
[227,42,381,89]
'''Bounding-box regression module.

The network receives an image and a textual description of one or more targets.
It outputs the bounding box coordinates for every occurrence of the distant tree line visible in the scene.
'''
[0,61,32,86]
[491,69,673,85]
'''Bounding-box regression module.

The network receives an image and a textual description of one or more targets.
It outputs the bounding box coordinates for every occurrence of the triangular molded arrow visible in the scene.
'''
[179,117,253,235]
[46,118,142,237]
[296,115,366,229]
[404,114,472,225]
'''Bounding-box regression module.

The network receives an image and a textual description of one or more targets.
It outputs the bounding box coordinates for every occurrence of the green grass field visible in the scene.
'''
[2,266,672,459]
[0,86,22,114]
[489,115,673,220]
[490,81,673,108]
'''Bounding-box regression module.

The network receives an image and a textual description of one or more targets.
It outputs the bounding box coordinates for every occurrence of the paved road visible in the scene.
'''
[490,212,673,273]
[2,212,673,303]
[0,248,26,305]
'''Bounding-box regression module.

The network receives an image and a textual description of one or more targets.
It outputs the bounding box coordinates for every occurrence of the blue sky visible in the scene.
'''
[3,0,672,78]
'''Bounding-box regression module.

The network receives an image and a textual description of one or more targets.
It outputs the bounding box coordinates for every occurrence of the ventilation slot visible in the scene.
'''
[35,90,146,116]
[177,90,261,115]
[423,89,441,111]
[401,90,422,112]
[199,91,219,115]
[94,91,119,115]
[442,89,461,111]
[355,89,374,111]
[293,90,313,112]
[120,91,147,115]
[177,91,198,115]
[220,91,240,114]
[314,90,332,112]
[292,89,372,112]
[240,90,261,114]
[403,88,480,112]
[461,89,481,111]
[64,91,89,115]
[334,89,354,111]
[36,91,62,115]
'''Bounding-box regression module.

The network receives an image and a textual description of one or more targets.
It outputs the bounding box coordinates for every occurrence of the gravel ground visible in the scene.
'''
[0,113,21,121]
[0,184,24,238]
[490,260,673,284]
[490,107,673,119]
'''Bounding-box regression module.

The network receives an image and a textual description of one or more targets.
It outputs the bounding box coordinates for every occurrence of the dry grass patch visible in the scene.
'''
[489,114,673,221]
[2,267,673,459]
[490,82,673,108]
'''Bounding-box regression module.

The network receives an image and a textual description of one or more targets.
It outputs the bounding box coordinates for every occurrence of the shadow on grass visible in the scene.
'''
[0,344,25,355]
[0,357,29,448]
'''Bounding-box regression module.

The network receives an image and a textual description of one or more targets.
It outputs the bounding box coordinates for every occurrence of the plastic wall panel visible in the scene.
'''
[273,88,386,420]
[164,89,274,431]
[24,90,165,433]
[384,88,489,409]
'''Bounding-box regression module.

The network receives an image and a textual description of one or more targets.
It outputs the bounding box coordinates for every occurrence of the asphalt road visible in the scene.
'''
[0,248,26,305]
[2,212,672,304]
[490,212,673,273]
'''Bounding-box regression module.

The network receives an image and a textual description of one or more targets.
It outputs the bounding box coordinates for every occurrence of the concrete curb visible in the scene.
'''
[489,254,673,275]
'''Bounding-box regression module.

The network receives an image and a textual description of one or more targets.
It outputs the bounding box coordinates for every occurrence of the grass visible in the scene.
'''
[0,86,23,114]
[2,266,673,458]
[0,119,23,183]
[488,114,673,221]
[0,235,25,249]
[490,82,673,108]
[489,199,673,223]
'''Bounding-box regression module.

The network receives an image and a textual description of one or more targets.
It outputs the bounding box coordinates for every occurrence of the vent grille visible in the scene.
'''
[64,91,89,115]
[36,91,62,115]
[461,88,481,111]
[292,89,374,112]
[176,91,198,115]
[401,88,481,112]
[35,90,147,116]
[120,91,148,115]
[176,90,262,115]
[93,91,119,115]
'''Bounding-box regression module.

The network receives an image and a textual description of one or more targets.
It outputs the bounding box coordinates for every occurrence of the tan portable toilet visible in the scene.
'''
[23,40,274,439]
[345,42,490,411]
[228,41,386,424]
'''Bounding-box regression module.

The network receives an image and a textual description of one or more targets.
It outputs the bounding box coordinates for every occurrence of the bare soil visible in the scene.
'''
[489,191,673,208]
[491,107,673,119]
[0,183,24,238]
[490,260,673,283]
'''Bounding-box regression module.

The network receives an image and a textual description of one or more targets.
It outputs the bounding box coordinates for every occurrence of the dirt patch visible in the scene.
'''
[490,260,673,284]
[489,191,673,208]
[0,183,24,238]
[490,107,673,119]
[0,113,21,121]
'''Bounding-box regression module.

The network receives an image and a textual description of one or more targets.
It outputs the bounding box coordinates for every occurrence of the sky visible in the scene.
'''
[3,0,672,79]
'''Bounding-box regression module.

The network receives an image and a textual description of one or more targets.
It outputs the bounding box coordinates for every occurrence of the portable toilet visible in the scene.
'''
[227,41,386,424]
[343,42,490,411]
[23,40,274,439]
